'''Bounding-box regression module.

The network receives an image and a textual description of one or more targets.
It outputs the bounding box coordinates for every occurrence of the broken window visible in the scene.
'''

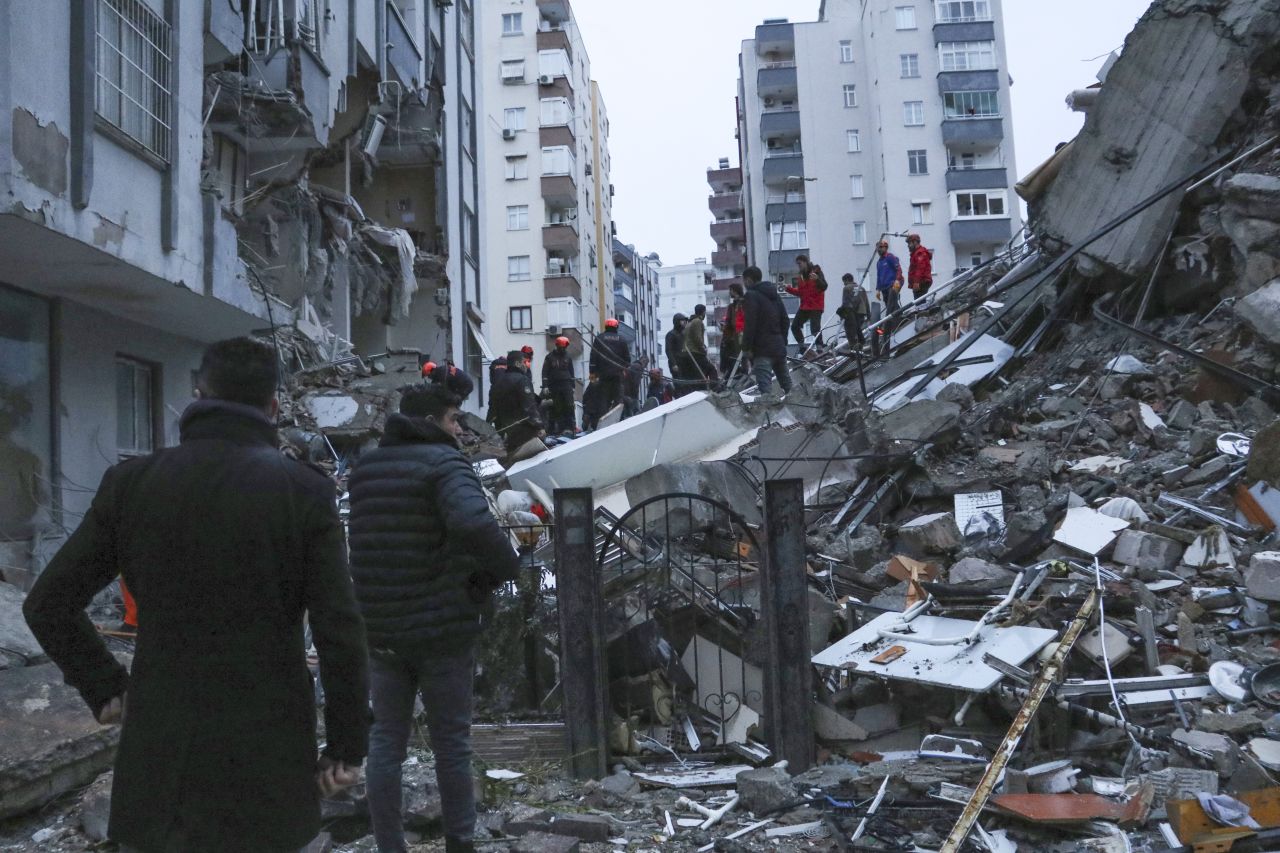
[944,90,1000,118]
[952,189,1007,218]
[900,53,920,78]
[503,107,527,132]
[935,0,991,23]
[939,40,996,72]
[852,221,868,244]
[116,357,155,458]
[894,5,917,29]
[509,306,533,332]
[846,129,861,152]
[908,149,928,175]
[842,84,858,108]
[903,100,925,126]
[506,205,529,231]
[501,12,522,35]
[0,286,52,541]
[95,0,172,163]
[769,221,807,251]
[508,255,532,282]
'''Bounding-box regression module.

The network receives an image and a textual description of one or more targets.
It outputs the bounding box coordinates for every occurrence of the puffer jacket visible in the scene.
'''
[741,280,790,359]
[348,414,520,656]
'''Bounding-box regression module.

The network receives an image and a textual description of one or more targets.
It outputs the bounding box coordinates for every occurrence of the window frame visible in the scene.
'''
[506,204,530,231]
[116,356,157,459]
[907,149,929,175]
[501,12,523,35]
[769,220,808,251]
[846,129,861,152]
[852,221,868,245]
[500,58,526,83]
[938,40,997,72]
[935,0,992,23]
[505,155,529,181]
[95,0,173,165]
[943,90,1000,119]
[508,255,532,282]
[951,189,1008,219]
[894,5,917,29]
[839,40,854,63]
[850,174,865,198]
[900,53,920,78]
[903,101,925,126]
[509,306,534,332]
[911,201,933,225]
[503,107,527,131]
[842,84,858,108]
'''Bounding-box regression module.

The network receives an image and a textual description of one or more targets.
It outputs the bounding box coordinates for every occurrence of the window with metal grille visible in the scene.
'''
[96,0,172,163]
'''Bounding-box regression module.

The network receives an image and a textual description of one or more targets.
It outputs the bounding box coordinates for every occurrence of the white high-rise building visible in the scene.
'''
[479,0,613,391]
[738,0,1021,335]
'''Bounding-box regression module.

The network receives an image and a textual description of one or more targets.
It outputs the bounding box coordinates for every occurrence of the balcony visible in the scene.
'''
[945,167,1008,191]
[709,192,744,215]
[541,174,578,205]
[707,166,742,192]
[768,249,807,276]
[540,125,575,148]
[760,109,801,143]
[765,200,806,223]
[537,74,574,100]
[755,22,795,57]
[950,218,1012,244]
[536,26,572,59]
[936,69,1001,96]
[543,221,580,252]
[712,247,747,268]
[758,64,798,98]
[761,153,804,185]
[710,219,746,243]
[941,117,1004,144]
[544,271,582,301]
[537,0,573,25]
[385,2,424,88]
[238,43,332,147]
[204,0,246,64]
[933,20,996,43]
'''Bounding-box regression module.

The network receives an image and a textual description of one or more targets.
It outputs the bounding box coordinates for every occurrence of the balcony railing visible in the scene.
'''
[760,60,797,69]
[764,147,803,159]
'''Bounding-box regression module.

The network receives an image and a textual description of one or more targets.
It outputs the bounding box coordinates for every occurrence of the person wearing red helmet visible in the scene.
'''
[589,319,631,414]
[541,337,577,434]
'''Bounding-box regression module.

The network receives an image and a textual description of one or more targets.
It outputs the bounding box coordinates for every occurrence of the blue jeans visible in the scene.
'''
[752,354,792,395]
[367,649,476,852]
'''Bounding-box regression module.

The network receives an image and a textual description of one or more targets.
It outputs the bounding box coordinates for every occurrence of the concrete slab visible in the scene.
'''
[0,663,120,820]
[873,334,1014,412]
[0,582,46,669]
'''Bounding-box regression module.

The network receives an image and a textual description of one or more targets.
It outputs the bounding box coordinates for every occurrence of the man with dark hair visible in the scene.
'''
[874,240,904,356]
[785,254,828,349]
[740,265,792,396]
[665,313,689,396]
[589,319,631,414]
[541,337,576,434]
[488,350,545,455]
[683,304,719,392]
[720,283,747,378]
[838,272,871,351]
[24,336,369,853]
[622,354,648,419]
[349,372,520,853]
[905,233,934,298]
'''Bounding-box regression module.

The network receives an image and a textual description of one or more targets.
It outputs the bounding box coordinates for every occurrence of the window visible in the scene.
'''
[459,0,473,55]
[541,145,574,176]
[503,107,526,131]
[852,222,868,245]
[95,0,173,163]
[846,129,861,152]
[210,134,246,215]
[839,40,854,63]
[850,175,865,198]
[462,206,477,258]
[116,358,154,457]
[903,101,924,126]
[505,155,528,180]
[939,41,996,72]
[908,149,928,175]
[508,255,531,282]
[501,12,523,35]
[952,189,1007,218]
[0,286,52,540]
[900,53,919,78]
[506,205,529,230]
[943,90,1000,118]
[769,221,808,251]
[971,251,984,266]
[500,59,525,83]
[540,97,571,126]
[895,6,917,29]
[935,1,992,23]
[509,307,534,332]
[842,84,858,108]
[911,202,932,224]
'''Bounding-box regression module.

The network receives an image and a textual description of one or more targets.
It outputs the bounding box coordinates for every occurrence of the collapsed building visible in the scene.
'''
[6,0,1280,851]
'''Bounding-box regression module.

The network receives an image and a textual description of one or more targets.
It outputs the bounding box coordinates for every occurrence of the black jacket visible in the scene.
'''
[590,331,631,379]
[23,400,369,853]
[582,382,608,422]
[541,350,576,393]
[665,321,687,373]
[488,366,544,432]
[348,414,519,656]
[742,280,790,359]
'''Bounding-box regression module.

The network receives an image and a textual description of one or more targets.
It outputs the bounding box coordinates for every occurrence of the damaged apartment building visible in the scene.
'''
[0,0,486,588]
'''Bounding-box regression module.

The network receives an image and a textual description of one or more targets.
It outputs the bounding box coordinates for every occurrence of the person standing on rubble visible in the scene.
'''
[488,350,545,455]
[541,336,577,435]
[786,254,828,350]
[874,240,904,356]
[741,265,793,396]
[665,313,689,396]
[905,233,934,299]
[622,354,648,418]
[720,283,747,379]
[589,318,631,414]
[582,372,607,431]
[519,344,536,396]
[838,272,871,352]
[24,337,370,853]
[683,304,720,392]
[348,371,520,853]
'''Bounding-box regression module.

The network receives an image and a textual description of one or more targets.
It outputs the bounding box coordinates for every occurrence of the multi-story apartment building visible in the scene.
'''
[738,0,1021,333]
[612,238,661,364]
[0,0,478,586]
[654,260,716,369]
[479,0,614,393]
[708,157,748,295]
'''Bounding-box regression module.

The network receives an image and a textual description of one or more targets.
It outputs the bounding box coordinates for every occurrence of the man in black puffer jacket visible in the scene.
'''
[349,376,520,853]
[741,265,793,395]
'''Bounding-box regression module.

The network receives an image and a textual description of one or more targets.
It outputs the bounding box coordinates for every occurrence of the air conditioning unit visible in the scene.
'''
[538,19,551,32]
[502,128,517,140]
[547,324,562,336]
[538,74,554,85]
[763,97,775,107]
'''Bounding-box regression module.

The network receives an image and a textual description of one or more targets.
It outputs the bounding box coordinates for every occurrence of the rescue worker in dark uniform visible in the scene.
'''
[541,336,577,435]
[589,318,631,414]
[487,350,545,455]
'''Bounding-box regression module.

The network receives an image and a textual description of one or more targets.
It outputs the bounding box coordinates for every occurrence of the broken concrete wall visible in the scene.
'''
[1032,0,1280,278]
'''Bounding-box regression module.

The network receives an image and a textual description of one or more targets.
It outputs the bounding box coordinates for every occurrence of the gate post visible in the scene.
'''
[553,488,608,780]
[762,478,815,771]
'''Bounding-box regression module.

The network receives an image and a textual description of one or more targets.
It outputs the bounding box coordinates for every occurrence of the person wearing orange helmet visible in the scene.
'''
[541,336,577,434]
[589,318,630,415]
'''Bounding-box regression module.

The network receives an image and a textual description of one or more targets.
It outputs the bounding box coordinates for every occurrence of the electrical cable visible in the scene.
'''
[1094,557,1142,750]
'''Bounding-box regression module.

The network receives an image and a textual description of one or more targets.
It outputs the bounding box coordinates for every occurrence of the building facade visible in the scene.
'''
[738,0,1021,335]
[708,157,748,296]
[612,238,661,364]
[653,260,716,369]
[479,0,613,392]
[0,0,478,586]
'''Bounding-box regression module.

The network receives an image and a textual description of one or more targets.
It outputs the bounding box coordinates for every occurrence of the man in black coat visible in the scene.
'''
[589,318,631,414]
[740,265,793,395]
[541,336,577,434]
[348,376,520,853]
[23,337,369,853]
[664,313,689,396]
[488,350,545,454]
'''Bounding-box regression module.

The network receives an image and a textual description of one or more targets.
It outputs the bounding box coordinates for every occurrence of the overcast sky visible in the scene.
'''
[572,0,1152,265]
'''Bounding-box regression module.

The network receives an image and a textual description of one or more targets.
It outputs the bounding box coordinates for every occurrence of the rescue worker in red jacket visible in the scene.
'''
[906,233,934,298]
[785,254,828,349]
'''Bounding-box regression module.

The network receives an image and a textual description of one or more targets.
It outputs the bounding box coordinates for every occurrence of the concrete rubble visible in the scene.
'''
[7,0,1280,850]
